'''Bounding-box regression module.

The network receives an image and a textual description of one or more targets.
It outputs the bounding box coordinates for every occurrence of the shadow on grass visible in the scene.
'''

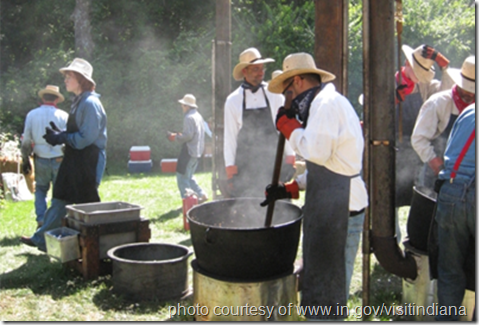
[0,251,97,299]
[0,235,26,247]
[91,287,195,320]
[150,208,182,224]
[178,237,192,246]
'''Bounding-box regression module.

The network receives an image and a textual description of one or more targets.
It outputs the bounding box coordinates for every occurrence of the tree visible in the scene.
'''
[71,0,94,59]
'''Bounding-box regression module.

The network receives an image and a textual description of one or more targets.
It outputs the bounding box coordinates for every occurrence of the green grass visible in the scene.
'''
[0,170,410,321]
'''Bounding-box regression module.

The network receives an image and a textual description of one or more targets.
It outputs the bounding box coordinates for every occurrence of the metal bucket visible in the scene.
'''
[108,242,192,301]
[187,198,303,280]
[191,260,299,321]
[406,186,436,252]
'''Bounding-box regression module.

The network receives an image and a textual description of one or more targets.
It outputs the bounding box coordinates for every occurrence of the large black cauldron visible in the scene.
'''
[187,198,303,280]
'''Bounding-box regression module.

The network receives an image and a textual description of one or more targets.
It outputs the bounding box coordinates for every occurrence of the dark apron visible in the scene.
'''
[395,91,424,207]
[301,162,352,319]
[234,88,278,198]
[53,102,100,204]
[176,143,190,175]
[419,114,458,190]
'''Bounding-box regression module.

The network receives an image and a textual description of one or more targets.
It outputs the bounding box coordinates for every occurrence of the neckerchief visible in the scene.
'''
[452,85,474,114]
[43,102,57,108]
[395,67,415,96]
[294,85,322,127]
[241,80,263,93]
[70,93,83,115]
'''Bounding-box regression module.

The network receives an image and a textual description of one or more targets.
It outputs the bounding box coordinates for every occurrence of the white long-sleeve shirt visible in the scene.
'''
[21,104,69,159]
[411,89,459,163]
[289,83,368,211]
[223,83,295,167]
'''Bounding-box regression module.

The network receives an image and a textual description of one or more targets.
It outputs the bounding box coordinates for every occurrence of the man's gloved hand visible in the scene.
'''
[421,44,449,69]
[223,166,238,198]
[225,165,238,180]
[21,157,32,174]
[167,131,176,142]
[428,156,444,176]
[395,84,408,103]
[276,106,297,121]
[43,127,67,146]
[276,109,302,140]
[49,121,62,132]
[260,180,300,207]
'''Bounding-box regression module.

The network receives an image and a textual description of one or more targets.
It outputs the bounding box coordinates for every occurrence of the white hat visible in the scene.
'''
[38,85,64,103]
[268,52,336,94]
[59,58,96,86]
[448,56,475,94]
[232,47,275,81]
[178,94,198,108]
[402,45,435,84]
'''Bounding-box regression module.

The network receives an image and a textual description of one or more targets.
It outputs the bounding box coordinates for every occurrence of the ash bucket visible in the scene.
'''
[108,242,192,301]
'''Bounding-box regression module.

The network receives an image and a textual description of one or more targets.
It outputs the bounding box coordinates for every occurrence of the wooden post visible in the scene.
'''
[314,0,349,95]
[212,0,231,199]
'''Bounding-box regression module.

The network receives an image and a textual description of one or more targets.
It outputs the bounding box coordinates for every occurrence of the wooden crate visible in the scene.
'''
[62,217,151,279]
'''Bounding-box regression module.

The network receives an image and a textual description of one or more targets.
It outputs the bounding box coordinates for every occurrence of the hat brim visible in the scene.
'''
[59,67,96,86]
[232,58,275,81]
[402,45,435,84]
[448,68,476,94]
[267,68,336,94]
[178,99,197,108]
[38,89,65,103]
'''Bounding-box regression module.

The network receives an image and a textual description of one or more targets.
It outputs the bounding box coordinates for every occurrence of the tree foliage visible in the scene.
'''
[0,0,475,169]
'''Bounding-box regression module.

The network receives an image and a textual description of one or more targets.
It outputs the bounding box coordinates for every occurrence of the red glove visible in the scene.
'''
[421,45,449,69]
[428,156,444,175]
[225,165,238,179]
[260,180,300,207]
[276,115,302,140]
[167,131,176,142]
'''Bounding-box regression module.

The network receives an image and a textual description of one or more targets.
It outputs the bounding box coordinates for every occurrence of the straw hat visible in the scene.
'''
[448,56,475,94]
[232,47,275,81]
[38,85,65,103]
[271,70,283,80]
[178,94,198,108]
[402,45,435,84]
[59,58,96,86]
[268,52,336,94]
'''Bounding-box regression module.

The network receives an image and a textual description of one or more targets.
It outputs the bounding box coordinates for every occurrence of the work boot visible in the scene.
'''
[20,236,36,247]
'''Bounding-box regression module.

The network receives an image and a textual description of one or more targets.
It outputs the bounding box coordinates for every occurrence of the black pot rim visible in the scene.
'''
[187,198,303,231]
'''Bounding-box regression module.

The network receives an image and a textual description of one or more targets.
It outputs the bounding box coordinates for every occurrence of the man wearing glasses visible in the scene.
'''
[223,47,296,198]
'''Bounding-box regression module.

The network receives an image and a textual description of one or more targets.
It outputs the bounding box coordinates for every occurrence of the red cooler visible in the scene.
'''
[130,146,151,161]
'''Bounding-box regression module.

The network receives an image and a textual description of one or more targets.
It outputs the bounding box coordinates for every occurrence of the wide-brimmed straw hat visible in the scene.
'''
[178,94,198,108]
[59,58,96,86]
[268,52,336,94]
[270,70,283,81]
[38,85,65,103]
[448,56,475,94]
[232,47,275,81]
[402,45,435,84]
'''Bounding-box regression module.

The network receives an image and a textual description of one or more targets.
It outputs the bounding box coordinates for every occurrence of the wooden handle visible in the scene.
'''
[265,90,294,227]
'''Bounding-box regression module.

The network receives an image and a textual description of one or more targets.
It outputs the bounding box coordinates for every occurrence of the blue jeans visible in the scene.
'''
[345,212,365,299]
[176,157,205,199]
[435,180,475,321]
[33,156,62,224]
[31,198,69,252]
